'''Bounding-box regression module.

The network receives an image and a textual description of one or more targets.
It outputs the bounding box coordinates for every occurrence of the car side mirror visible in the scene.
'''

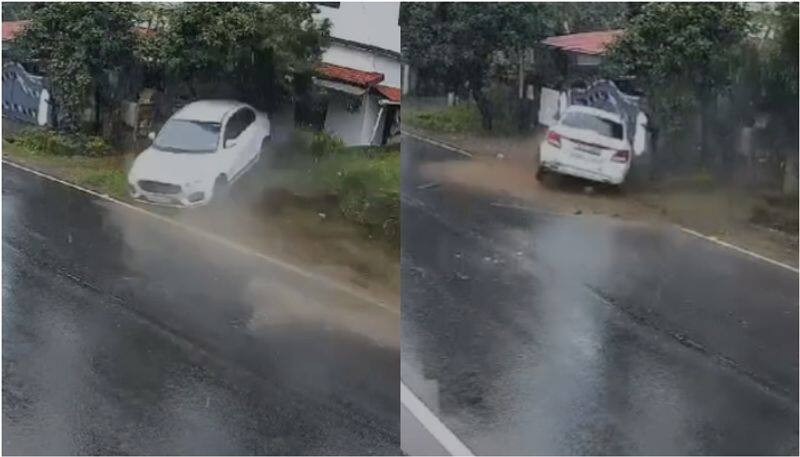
[224,138,237,149]
[147,131,156,141]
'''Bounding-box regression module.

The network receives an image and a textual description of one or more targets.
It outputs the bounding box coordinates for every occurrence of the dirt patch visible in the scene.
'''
[175,174,401,310]
[410,127,799,267]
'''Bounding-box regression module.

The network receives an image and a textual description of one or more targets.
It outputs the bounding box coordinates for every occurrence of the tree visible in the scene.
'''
[1,2,36,21]
[157,2,330,113]
[550,2,627,35]
[401,3,556,130]
[605,3,752,166]
[759,2,799,193]
[13,3,138,133]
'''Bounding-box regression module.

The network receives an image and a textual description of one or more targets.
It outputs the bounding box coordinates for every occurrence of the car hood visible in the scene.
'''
[129,147,219,184]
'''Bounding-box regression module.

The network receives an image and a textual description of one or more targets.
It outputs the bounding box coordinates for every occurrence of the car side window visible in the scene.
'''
[224,110,245,145]
[240,108,255,132]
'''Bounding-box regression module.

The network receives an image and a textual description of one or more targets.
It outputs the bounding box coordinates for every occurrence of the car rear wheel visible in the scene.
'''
[535,166,547,182]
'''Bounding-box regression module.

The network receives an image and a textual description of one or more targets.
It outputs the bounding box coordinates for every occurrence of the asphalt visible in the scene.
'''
[2,163,400,455]
[400,135,799,455]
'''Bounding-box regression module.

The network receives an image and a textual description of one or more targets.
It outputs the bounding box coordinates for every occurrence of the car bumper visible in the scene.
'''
[129,187,211,208]
[539,142,627,185]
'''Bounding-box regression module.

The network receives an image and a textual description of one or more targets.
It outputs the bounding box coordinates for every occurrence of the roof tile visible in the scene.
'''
[541,29,623,55]
[318,63,384,88]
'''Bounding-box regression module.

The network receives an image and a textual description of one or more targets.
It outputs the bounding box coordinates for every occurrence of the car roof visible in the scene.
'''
[171,100,248,122]
[564,105,623,123]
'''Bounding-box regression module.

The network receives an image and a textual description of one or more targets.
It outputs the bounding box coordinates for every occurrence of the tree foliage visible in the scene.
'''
[605,3,752,164]
[761,3,799,103]
[13,3,138,132]
[401,3,556,130]
[155,2,330,112]
[549,2,627,35]
[607,3,751,93]
[1,2,36,21]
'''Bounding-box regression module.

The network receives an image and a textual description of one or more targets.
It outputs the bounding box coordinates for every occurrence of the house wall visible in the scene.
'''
[324,92,368,145]
[315,3,400,55]
[315,2,401,88]
[323,44,401,88]
[360,91,382,144]
[323,91,385,146]
[313,3,400,146]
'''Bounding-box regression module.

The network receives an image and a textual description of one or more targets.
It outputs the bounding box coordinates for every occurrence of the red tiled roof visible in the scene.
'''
[374,85,400,103]
[2,21,29,41]
[318,63,384,88]
[541,29,623,56]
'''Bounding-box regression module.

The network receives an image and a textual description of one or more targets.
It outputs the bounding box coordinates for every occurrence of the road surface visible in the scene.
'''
[401,135,798,455]
[2,163,399,455]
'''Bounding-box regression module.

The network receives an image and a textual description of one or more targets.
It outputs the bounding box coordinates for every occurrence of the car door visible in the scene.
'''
[222,110,247,178]
[237,107,259,164]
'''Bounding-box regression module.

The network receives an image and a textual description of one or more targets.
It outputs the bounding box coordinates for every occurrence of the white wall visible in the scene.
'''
[315,3,400,54]
[324,92,367,145]
[323,92,386,146]
[314,3,400,146]
[316,2,401,88]
[323,45,401,88]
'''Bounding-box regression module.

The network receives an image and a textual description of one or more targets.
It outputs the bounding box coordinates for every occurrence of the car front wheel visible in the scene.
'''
[213,175,229,202]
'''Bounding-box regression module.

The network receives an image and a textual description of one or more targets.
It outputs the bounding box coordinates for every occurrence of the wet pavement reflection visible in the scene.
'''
[2,164,399,455]
[401,136,798,455]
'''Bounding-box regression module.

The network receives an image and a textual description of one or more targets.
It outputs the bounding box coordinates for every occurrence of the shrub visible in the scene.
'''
[11,128,112,157]
[313,148,400,245]
[309,131,345,158]
[404,103,482,133]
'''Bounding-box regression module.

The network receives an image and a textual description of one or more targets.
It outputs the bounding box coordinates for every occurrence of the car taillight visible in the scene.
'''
[547,130,561,148]
[611,149,630,163]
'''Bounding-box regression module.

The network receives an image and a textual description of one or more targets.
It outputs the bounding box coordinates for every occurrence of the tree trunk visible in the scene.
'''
[697,89,717,170]
[94,86,102,134]
[473,88,493,131]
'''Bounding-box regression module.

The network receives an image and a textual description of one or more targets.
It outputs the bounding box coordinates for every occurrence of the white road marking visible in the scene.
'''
[679,227,798,274]
[403,130,474,158]
[2,159,399,314]
[401,382,474,456]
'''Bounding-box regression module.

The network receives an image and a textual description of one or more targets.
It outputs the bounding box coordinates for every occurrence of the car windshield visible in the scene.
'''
[561,111,623,139]
[153,120,221,153]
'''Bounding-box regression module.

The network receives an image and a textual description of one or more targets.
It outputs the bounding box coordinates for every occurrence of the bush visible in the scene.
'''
[404,103,482,133]
[313,148,400,245]
[11,128,112,157]
[309,131,345,158]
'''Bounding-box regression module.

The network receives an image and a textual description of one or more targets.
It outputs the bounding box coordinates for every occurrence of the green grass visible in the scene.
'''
[3,138,132,199]
[308,144,400,245]
[404,103,483,133]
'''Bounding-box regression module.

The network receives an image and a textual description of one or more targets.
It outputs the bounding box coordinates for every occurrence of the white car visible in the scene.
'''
[537,105,632,186]
[128,100,270,207]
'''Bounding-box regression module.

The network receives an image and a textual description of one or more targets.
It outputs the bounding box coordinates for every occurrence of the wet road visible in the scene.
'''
[2,163,399,455]
[401,136,798,455]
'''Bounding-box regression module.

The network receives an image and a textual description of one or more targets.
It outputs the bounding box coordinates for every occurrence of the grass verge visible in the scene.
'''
[3,137,131,199]
[404,104,482,133]
[297,141,400,247]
